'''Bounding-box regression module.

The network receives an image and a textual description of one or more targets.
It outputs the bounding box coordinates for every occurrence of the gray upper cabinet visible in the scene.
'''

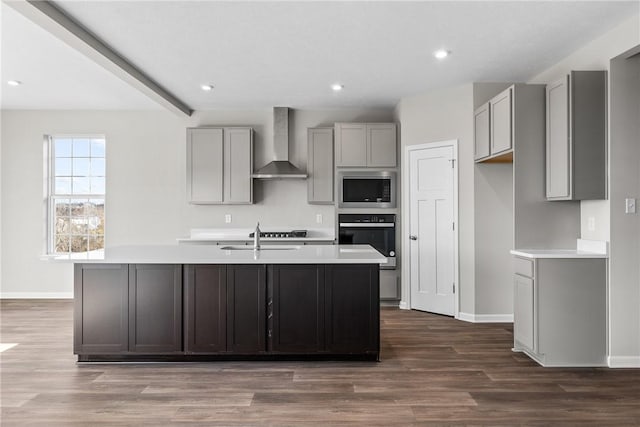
[335,123,396,167]
[546,71,606,201]
[223,128,253,204]
[474,87,514,162]
[187,128,224,203]
[490,88,513,155]
[474,103,491,160]
[367,124,397,167]
[187,127,253,204]
[307,127,334,204]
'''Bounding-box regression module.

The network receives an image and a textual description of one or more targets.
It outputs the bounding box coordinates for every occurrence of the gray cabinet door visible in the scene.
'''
[187,128,223,204]
[335,123,367,167]
[546,76,571,199]
[184,265,227,354]
[514,273,535,352]
[490,88,513,155]
[224,128,253,204]
[474,103,491,160]
[546,71,606,201]
[129,264,182,353]
[307,128,334,204]
[74,264,128,354]
[367,123,397,167]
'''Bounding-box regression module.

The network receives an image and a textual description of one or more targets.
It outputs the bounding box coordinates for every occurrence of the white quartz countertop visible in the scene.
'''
[510,239,609,259]
[177,228,335,243]
[73,244,387,264]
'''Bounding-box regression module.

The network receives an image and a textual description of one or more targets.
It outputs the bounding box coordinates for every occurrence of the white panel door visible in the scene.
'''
[409,145,455,315]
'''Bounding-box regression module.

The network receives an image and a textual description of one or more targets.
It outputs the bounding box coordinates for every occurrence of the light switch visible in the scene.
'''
[316,214,323,224]
[625,198,636,214]
[225,214,232,223]
[588,217,595,231]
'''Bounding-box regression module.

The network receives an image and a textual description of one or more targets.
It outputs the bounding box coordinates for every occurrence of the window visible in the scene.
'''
[48,136,105,259]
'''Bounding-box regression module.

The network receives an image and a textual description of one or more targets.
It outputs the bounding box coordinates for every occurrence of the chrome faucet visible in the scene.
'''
[253,222,261,250]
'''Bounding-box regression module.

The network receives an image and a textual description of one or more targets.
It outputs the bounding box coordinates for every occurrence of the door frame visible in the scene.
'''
[400,140,459,318]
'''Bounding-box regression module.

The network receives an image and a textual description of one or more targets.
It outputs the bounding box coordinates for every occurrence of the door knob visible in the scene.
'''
[409,235,417,240]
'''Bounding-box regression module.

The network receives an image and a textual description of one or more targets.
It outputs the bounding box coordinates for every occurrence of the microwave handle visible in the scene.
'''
[339,223,395,228]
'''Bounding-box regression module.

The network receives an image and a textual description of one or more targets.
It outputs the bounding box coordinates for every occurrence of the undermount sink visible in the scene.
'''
[220,245,301,251]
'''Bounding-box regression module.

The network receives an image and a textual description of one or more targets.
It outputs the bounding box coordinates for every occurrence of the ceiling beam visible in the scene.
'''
[5,0,193,116]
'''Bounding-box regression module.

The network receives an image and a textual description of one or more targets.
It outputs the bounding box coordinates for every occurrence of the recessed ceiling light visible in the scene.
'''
[7,80,22,86]
[434,49,450,59]
[200,84,214,91]
[331,83,344,92]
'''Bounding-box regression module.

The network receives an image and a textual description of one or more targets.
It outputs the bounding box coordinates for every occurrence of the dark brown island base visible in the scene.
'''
[74,249,382,362]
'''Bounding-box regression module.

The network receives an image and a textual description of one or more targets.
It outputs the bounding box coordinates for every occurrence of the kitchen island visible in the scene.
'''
[74,244,385,362]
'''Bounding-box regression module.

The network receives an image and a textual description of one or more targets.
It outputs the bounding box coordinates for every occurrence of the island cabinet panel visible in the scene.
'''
[226,265,266,353]
[74,264,129,354]
[128,265,182,353]
[184,265,227,354]
[269,265,325,353]
[324,264,379,354]
[74,261,380,361]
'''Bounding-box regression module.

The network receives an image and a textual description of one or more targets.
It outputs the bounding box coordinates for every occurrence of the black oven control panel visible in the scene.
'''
[338,214,395,224]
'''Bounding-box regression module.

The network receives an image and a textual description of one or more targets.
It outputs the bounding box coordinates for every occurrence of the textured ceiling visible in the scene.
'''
[1,1,638,111]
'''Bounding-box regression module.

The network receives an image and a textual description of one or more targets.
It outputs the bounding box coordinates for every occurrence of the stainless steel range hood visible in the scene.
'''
[252,107,307,179]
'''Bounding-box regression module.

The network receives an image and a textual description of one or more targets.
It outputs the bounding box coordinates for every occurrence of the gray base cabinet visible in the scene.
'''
[75,263,380,361]
[513,257,606,367]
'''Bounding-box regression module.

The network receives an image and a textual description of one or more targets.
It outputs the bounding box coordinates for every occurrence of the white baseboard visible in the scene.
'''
[398,301,409,310]
[608,355,640,368]
[458,312,513,323]
[0,292,73,299]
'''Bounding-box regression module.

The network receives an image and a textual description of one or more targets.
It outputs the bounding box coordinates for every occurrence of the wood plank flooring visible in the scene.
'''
[2,299,640,426]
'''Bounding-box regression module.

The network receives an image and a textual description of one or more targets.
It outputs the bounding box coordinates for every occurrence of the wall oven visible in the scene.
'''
[338,171,396,208]
[338,214,396,269]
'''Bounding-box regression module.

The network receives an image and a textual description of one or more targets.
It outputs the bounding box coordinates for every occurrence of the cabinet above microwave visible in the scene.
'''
[338,171,396,209]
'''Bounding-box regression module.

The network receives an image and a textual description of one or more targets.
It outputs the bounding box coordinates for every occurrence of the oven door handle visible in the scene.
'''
[339,223,395,228]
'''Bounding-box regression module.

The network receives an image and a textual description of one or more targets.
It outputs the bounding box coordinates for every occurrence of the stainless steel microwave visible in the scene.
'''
[338,171,396,208]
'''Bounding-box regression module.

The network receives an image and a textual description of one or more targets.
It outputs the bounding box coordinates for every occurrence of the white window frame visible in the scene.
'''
[46,134,106,260]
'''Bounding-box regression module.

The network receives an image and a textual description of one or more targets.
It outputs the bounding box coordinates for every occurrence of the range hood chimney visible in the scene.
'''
[252,107,307,179]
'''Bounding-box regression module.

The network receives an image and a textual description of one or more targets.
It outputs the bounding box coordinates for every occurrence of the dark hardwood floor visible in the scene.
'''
[2,299,639,426]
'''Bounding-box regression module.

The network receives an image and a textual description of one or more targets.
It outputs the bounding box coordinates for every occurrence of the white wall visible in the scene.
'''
[529,14,640,242]
[529,13,640,366]
[394,84,476,315]
[0,107,393,297]
[608,47,640,367]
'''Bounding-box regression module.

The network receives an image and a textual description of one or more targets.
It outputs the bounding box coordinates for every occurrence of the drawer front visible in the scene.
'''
[514,257,534,278]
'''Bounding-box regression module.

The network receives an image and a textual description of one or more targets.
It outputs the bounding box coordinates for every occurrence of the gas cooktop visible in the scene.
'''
[248,230,308,239]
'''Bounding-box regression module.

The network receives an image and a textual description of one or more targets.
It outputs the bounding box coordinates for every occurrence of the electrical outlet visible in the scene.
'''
[225,214,232,223]
[588,217,595,231]
[316,214,323,224]
[625,198,636,214]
